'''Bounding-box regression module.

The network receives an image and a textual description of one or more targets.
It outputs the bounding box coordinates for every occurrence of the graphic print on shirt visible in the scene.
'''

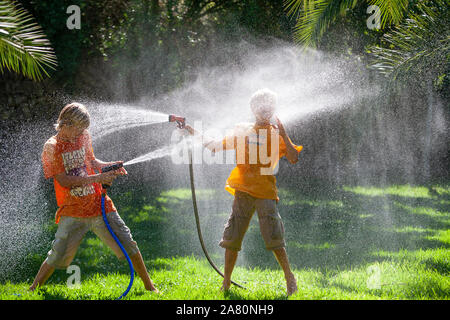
[61,147,95,197]
[243,128,280,175]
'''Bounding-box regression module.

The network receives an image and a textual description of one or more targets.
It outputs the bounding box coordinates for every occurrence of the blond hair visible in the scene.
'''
[250,88,277,119]
[54,103,90,131]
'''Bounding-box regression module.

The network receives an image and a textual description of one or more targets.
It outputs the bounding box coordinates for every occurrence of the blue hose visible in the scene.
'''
[101,193,134,300]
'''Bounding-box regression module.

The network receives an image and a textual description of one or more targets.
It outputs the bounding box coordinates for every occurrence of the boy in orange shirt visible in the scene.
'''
[185,88,302,296]
[29,103,158,293]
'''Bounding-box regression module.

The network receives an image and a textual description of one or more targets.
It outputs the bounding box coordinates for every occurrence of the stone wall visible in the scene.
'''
[0,72,64,124]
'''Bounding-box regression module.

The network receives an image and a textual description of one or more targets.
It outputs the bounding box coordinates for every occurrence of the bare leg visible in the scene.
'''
[130,251,158,293]
[221,248,238,291]
[273,247,297,296]
[29,260,55,291]
[273,247,293,277]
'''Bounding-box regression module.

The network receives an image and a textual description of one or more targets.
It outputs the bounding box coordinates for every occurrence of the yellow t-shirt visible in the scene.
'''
[221,123,303,200]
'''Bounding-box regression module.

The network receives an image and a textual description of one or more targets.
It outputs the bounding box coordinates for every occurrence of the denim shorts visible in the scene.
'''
[219,191,286,251]
[46,212,139,269]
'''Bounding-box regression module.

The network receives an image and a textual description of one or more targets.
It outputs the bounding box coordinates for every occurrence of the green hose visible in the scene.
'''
[187,145,245,289]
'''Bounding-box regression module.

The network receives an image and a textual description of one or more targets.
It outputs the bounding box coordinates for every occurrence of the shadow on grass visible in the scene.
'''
[272,182,450,271]
[8,180,449,292]
[111,180,449,275]
[38,287,68,300]
[223,288,287,301]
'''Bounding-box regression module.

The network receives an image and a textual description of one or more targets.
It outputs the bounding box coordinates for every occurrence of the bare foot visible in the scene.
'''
[286,274,298,296]
[146,282,160,294]
[220,280,231,292]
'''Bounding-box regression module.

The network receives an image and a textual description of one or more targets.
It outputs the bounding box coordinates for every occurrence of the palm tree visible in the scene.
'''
[284,0,412,47]
[369,0,449,85]
[0,0,57,81]
[284,0,448,88]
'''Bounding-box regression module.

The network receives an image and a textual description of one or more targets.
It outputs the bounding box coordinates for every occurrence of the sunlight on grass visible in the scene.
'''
[372,248,450,269]
[1,252,449,300]
[387,226,450,246]
[434,186,450,196]
[278,189,344,208]
[392,226,430,234]
[160,188,216,200]
[80,237,110,257]
[426,230,450,245]
[130,205,168,223]
[2,183,448,300]
[343,185,433,198]
[287,241,335,250]
[394,202,449,218]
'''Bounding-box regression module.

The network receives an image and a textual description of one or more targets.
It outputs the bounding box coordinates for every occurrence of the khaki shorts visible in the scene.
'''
[46,212,139,269]
[219,191,286,251]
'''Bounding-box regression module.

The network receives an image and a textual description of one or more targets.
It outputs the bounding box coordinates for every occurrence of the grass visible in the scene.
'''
[1,182,449,300]
[2,252,448,300]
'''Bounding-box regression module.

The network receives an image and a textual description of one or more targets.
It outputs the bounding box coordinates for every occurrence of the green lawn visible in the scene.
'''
[1,183,449,300]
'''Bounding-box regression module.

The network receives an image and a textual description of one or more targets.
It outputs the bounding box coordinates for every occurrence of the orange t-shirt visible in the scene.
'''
[42,130,116,224]
[222,123,303,200]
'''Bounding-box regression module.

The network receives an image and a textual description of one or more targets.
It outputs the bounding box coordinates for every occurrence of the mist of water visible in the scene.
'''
[88,103,169,141]
[91,45,378,167]
[0,40,446,280]
[0,123,54,281]
[124,145,175,167]
[141,46,378,133]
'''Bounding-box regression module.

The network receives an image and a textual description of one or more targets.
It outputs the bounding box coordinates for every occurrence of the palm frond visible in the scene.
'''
[284,0,307,19]
[286,0,358,47]
[368,0,410,28]
[0,0,57,81]
[369,0,449,84]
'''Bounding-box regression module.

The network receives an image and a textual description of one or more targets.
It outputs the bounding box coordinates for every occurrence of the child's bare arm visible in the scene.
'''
[275,117,299,164]
[90,158,110,171]
[185,124,224,153]
[54,171,119,188]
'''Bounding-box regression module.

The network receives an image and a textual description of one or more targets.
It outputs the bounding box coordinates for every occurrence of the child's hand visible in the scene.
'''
[98,171,119,185]
[101,161,127,175]
[112,161,127,176]
[275,116,287,137]
[184,125,195,136]
[98,161,127,186]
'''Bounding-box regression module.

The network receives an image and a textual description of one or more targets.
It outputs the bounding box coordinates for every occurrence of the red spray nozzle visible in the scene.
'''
[168,114,186,129]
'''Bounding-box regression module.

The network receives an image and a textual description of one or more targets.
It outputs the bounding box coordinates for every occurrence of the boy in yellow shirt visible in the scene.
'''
[185,88,302,296]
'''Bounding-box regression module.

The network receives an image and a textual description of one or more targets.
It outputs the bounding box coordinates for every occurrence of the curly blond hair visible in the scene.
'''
[250,88,277,120]
[54,102,90,131]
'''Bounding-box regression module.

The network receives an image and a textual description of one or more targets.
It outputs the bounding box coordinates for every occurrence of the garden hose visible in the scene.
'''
[187,144,245,289]
[100,163,134,300]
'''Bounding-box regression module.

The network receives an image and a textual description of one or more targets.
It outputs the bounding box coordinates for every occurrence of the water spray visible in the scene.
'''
[168,117,245,289]
[95,115,243,299]
[169,114,244,287]
[187,145,245,289]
